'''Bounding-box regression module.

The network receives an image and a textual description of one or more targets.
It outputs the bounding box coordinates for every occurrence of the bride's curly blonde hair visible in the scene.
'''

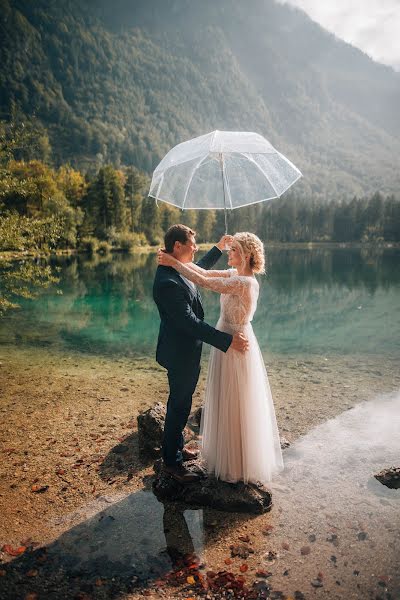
[234,232,265,274]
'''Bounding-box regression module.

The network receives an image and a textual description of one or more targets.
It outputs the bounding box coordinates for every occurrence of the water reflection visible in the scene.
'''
[0,488,251,598]
[1,248,399,357]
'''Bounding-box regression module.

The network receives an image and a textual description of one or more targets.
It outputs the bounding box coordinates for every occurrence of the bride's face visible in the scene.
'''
[227,241,245,268]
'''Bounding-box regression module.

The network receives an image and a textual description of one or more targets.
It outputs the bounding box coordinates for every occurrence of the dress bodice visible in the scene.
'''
[219,272,259,326]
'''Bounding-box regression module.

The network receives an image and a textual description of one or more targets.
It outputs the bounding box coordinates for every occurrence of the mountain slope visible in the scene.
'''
[1,0,399,198]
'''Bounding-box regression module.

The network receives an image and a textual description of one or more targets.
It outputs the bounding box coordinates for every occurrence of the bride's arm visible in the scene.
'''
[187,262,234,278]
[158,252,246,295]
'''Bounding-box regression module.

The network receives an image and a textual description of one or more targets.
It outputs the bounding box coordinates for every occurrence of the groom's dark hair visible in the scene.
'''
[164,224,196,253]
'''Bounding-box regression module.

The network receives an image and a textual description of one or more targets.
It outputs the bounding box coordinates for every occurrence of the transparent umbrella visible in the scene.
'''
[149,130,302,233]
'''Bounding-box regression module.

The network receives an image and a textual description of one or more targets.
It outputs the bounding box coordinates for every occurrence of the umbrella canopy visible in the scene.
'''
[149,130,302,230]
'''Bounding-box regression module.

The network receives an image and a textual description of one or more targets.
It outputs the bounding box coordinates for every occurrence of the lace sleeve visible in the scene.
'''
[189,263,235,278]
[174,261,248,295]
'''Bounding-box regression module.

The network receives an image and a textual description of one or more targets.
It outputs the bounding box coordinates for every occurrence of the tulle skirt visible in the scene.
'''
[200,319,284,485]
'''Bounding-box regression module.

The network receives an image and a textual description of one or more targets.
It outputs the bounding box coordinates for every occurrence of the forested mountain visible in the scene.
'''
[1,0,400,198]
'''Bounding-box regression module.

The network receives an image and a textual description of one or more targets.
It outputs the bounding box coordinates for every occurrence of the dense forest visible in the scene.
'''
[1,118,399,312]
[1,0,400,198]
[1,120,399,252]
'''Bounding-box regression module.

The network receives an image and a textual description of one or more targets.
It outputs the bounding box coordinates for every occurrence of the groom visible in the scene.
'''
[153,224,248,483]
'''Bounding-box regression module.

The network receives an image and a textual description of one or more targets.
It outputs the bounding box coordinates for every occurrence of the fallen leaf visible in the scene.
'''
[26,569,38,577]
[1,544,26,556]
[186,575,196,585]
[31,484,49,493]
[224,558,232,565]
[256,570,272,578]
[239,564,248,573]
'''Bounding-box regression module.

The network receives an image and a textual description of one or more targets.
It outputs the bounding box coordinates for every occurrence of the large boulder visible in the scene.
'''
[152,459,273,514]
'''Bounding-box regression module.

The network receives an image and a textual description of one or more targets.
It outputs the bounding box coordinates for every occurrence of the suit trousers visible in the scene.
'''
[162,364,201,466]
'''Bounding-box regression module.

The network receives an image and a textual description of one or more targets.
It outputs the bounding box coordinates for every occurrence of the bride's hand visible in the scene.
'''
[157,249,177,267]
[216,235,234,251]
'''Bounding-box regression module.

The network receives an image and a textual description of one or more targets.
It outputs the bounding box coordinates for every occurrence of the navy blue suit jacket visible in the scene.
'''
[153,246,232,371]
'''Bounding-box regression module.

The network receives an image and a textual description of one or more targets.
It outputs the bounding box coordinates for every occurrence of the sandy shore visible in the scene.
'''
[0,345,399,599]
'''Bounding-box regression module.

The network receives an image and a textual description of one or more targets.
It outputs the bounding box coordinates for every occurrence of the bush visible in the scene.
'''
[97,240,112,254]
[110,231,148,252]
[79,236,99,254]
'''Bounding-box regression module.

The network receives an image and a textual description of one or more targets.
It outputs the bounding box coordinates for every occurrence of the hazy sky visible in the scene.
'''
[278,0,400,70]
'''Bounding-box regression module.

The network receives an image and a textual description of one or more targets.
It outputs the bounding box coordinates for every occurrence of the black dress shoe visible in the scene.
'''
[181,447,199,461]
[163,463,201,483]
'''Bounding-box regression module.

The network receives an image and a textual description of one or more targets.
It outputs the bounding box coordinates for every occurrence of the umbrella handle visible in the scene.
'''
[220,153,228,234]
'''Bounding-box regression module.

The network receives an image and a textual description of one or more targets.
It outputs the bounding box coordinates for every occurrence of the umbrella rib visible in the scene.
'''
[237,152,280,198]
[181,153,212,210]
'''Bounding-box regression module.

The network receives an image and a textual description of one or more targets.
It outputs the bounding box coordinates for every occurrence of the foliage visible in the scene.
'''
[79,236,99,255]
[97,240,112,254]
[0,213,62,313]
[109,230,148,252]
[0,212,63,252]
[0,259,60,314]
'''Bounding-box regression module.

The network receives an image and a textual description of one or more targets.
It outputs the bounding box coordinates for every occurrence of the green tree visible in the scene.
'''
[82,166,127,239]
[0,212,63,313]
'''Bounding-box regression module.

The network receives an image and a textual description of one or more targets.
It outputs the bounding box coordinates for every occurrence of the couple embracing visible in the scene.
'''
[153,224,283,485]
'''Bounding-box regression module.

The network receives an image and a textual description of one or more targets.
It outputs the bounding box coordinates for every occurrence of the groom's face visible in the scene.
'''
[175,234,198,263]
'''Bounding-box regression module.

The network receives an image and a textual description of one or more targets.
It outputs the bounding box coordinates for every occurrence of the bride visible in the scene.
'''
[157,232,283,485]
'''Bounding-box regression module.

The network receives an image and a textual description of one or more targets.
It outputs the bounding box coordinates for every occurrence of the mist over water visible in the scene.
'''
[274,391,400,495]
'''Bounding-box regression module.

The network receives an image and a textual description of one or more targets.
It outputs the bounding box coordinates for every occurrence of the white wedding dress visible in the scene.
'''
[173,261,284,486]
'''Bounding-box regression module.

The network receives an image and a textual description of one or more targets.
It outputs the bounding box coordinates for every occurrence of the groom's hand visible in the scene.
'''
[216,235,234,251]
[230,332,249,353]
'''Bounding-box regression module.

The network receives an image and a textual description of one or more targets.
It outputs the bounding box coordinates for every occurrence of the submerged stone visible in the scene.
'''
[374,466,400,489]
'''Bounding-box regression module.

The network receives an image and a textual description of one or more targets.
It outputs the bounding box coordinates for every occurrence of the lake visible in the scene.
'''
[1,247,399,362]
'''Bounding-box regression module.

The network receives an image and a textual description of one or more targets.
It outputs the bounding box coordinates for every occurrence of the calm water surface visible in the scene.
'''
[1,247,399,360]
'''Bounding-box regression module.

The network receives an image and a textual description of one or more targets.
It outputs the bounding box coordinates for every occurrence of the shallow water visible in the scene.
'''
[2,392,397,598]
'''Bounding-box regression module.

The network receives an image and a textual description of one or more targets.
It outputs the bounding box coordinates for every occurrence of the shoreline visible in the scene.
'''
[1,240,399,262]
[0,344,399,598]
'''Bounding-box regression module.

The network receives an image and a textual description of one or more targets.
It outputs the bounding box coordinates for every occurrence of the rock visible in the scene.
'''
[187,406,202,432]
[137,403,195,457]
[280,436,291,449]
[374,466,400,489]
[138,402,289,459]
[137,402,166,457]
[152,459,272,514]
